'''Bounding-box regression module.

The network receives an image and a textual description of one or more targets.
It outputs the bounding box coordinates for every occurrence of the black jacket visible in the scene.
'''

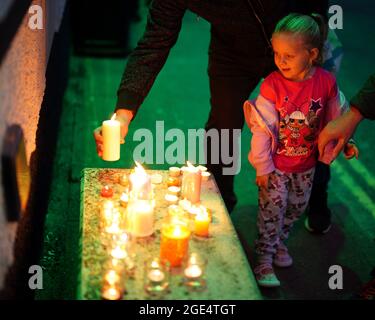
[116,0,328,115]
[351,73,375,120]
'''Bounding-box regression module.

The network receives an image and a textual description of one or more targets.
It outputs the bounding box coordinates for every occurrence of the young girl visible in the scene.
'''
[243,13,358,288]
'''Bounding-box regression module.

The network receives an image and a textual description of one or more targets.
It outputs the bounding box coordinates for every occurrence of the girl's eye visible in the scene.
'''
[286,55,294,59]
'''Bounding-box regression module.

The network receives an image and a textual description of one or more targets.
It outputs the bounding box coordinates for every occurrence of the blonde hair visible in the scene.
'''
[273,13,328,65]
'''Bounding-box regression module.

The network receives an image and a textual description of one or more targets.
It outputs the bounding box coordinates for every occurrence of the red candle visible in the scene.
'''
[101,185,114,198]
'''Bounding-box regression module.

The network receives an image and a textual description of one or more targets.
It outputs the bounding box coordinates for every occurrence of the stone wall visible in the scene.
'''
[0,0,66,290]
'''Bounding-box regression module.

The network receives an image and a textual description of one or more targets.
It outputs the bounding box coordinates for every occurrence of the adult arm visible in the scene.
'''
[115,0,186,117]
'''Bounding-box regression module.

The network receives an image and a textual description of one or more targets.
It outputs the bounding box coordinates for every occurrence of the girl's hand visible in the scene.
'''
[344,142,359,160]
[256,174,270,188]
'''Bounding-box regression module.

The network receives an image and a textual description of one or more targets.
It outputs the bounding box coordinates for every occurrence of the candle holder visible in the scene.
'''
[183,252,207,291]
[160,214,191,268]
[194,208,210,238]
[169,167,181,177]
[101,268,125,300]
[100,185,114,198]
[144,257,170,295]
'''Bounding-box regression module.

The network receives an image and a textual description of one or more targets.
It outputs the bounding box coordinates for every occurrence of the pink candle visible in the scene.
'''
[181,162,202,204]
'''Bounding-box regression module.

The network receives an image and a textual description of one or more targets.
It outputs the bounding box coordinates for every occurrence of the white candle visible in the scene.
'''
[165,194,178,204]
[111,246,128,260]
[129,162,152,200]
[181,162,202,204]
[102,114,121,161]
[168,186,181,196]
[120,193,129,207]
[148,269,165,282]
[128,200,154,237]
[184,264,202,279]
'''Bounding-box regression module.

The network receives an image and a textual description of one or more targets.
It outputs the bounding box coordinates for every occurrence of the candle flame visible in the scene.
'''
[111,113,117,121]
[186,161,194,168]
[134,161,146,174]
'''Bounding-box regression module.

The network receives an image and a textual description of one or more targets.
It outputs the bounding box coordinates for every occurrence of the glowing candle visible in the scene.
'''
[128,200,154,237]
[165,194,178,204]
[184,264,202,279]
[119,192,129,207]
[104,270,121,285]
[148,269,165,283]
[111,246,128,260]
[100,185,114,198]
[167,186,181,196]
[181,162,202,204]
[160,224,190,267]
[194,209,210,237]
[201,171,211,182]
[129,162,152,200]
[102,114,121,161]
[101,285,122,300]
[169,167,181,177]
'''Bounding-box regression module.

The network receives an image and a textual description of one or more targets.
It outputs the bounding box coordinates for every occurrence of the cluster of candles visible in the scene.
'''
[98,161,212,298]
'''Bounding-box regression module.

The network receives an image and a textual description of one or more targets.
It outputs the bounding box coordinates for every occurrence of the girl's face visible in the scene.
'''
[272,32,319,82]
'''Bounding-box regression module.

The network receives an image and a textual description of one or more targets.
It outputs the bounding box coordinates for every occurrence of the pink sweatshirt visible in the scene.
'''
[244,67,343,176]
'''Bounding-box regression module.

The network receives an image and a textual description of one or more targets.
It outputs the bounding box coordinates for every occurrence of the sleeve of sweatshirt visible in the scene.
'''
[115,0,186,117]
[350,73,375,120]
[243,80,277,176]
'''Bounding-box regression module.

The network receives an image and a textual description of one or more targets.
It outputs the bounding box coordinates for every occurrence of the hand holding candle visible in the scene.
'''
[102,114,121,161]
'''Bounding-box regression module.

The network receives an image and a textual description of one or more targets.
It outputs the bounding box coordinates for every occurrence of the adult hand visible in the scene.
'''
[93,109,134,157]
[256,174,270,188]
[318,106,363,160]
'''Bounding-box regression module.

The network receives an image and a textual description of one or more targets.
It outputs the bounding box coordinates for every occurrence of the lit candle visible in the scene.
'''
[111,246,128,260]
[181,161,202,204]
[167,176,180,187]
[100,185,114,198]
[119,174,129,187]
[160,224,190,267]
[129,162,152,200]
[102,113,121,161]
[101,285,122,300]
[151,173,163,184]
[167,186,181,196]
[201,171,211,182]
[184,264,203,279]
[119,192,129,207]
[127,200,154,237]
[148,269,165,283]
[197,165,207,173]
[169,167,181,177]
[165,194,178,204]
[194,210,210,237]
[104,270,121,285]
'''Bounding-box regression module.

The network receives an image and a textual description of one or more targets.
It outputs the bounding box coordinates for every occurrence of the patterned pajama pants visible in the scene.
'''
[255,168,315,256]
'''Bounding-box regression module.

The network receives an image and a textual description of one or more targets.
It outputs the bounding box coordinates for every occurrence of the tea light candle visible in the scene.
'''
[169,167,181,177]
[184,264,203,279]
[181,162,202,204]
[197,165,207,173]
[148,269,165,283]
[167,186,181,196]
[119,193,129,207]
[101,285,122,300]
[167,176,180,187]
[165,194,178,204]
[101,185,114,198]
[194,210,210,237]
[102,113,121,161]
[151,173,163,184]
[201,171,211,182]
[104,270,121,285]
[111,245,128,260]
[119,174,129,187]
